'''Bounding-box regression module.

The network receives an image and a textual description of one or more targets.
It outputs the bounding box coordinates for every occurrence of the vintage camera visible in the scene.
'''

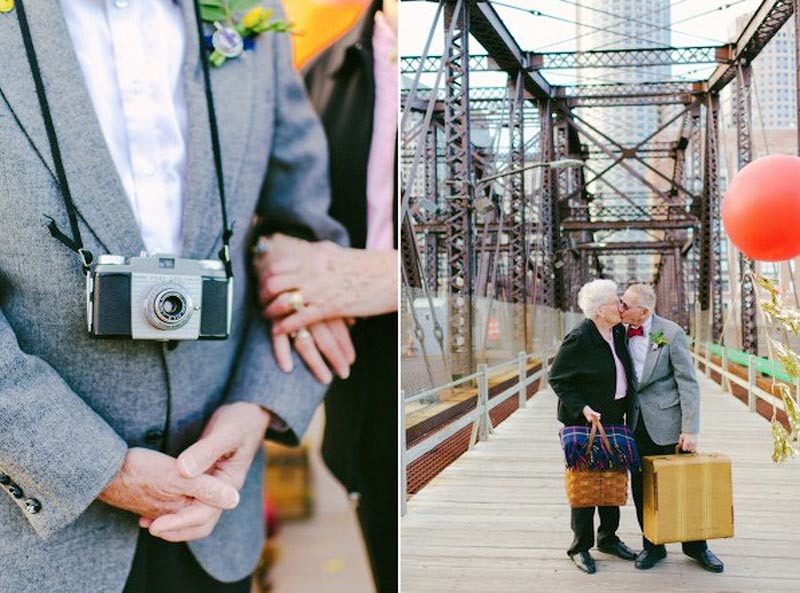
[86,253,233,341]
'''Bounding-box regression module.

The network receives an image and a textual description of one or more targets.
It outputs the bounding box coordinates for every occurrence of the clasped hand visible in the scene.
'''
[254,234,397,385]
[99,402,270,542]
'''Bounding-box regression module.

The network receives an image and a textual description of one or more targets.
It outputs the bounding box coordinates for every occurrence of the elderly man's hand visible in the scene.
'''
[137,402,270,542]
[98,448,240,529]
[678,432,699,453]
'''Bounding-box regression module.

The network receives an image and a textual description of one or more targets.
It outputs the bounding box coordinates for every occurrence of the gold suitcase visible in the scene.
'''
[265,442,313,521]
[643,452,734,545]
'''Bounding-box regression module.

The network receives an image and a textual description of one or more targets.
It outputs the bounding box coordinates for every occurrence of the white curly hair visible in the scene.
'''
[577,279,619,320]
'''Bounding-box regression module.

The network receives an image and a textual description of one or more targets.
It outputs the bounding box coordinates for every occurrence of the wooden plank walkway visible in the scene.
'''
[402,372,800,592]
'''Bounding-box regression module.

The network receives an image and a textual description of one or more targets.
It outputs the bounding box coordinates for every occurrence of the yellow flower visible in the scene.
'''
[242,6,265,30]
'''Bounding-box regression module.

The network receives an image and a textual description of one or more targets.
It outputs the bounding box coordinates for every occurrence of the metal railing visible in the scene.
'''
[691,341,800,414]
[401,349,552,515]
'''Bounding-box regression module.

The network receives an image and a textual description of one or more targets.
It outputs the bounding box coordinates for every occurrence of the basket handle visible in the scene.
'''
[586,419,614,455]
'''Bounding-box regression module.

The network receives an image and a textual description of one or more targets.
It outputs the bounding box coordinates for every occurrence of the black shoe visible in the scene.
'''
[569,551,596,574]
[597,541,638,561]
[687,549,724,573]
[635,547,667,570]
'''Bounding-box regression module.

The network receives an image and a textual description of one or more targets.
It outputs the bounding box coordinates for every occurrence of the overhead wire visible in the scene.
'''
[544,1,747,85]
[403,2,723,88]
[590,0,749,52]
[549,0,725,46]
[489,0,681,49]
[482,1,727,86]
[484,0,744,88]
[533,0,694,51]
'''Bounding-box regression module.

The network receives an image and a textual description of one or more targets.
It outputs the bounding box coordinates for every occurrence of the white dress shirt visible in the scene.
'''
[61,0,188,256]
[628,314,653,383]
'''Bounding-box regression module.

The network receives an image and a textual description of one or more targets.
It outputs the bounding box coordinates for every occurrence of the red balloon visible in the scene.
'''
[722,154,800,261]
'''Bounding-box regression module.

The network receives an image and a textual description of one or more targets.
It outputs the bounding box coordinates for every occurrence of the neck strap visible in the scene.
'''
[15,0,233,277]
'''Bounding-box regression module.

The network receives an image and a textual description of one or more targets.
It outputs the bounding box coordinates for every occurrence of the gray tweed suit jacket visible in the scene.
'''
[629,314,701,446]
[0,1,347,591]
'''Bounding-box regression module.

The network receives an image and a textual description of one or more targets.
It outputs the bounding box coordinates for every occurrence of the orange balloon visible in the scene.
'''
[284,0,370,69]
[722,154,800,261]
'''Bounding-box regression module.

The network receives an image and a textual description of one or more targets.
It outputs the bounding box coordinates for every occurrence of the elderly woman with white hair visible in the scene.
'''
[548,279,638,574]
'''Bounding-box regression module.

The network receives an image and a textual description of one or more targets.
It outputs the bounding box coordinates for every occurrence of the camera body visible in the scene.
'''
[86,253,232,341]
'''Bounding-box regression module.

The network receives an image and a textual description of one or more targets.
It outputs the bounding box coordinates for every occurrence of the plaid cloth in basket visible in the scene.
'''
[559,424,640,471]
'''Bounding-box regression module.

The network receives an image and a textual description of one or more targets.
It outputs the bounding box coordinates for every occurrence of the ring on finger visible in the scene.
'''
[252,236,270,257]
[287,291,305,312]
[290,327,311,341]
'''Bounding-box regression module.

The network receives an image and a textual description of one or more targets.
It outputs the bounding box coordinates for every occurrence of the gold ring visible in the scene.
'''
[287,291,305,312]
[291,328,311,340]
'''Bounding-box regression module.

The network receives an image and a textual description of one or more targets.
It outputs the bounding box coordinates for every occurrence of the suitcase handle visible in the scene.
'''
[675,444,698,455]
[586,420,614,455]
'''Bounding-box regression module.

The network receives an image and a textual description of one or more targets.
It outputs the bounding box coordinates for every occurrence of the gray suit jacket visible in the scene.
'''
[0,2,347,591]
[629,314,701,446]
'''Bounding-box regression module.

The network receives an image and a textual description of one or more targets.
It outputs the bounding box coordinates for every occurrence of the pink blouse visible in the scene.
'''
[601,332,628,400]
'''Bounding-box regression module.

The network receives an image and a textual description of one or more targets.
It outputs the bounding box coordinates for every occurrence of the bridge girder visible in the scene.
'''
[401,0,795,366]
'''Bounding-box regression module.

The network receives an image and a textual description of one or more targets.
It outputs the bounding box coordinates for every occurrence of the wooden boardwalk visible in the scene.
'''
[402,372,800,592]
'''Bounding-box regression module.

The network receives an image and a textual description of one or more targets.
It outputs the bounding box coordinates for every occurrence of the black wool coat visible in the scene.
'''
[302,0,397,493]
[549,319,637,427]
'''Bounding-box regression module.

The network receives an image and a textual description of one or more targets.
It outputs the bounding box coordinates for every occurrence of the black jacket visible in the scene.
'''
[303,0,397,250]
[549,319,637,427]
[302,0,397,492]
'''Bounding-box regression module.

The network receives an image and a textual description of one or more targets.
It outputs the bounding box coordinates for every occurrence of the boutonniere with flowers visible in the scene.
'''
[200,0,293,67]
[649,330,669,351]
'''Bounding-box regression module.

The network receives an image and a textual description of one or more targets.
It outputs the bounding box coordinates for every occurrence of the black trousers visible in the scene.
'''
[567,398,627,556]
[122,529,251,593]
[630,419,708,556]
[568,506,621,555]
[323,314,398,593]
[355,467,398,593]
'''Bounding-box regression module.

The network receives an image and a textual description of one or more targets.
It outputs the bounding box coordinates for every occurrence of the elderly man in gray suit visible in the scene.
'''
[621,284,724,573]
[0,1,349,592]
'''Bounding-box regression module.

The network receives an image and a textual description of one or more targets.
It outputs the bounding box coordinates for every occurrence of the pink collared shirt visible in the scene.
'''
[364,14,397,252]
[600,332,628,400]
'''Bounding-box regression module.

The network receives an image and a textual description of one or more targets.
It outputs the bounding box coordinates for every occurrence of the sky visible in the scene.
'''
[400,0,766,87]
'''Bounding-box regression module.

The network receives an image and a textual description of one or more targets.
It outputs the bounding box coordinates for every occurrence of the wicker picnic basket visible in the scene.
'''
[563,421,629,508]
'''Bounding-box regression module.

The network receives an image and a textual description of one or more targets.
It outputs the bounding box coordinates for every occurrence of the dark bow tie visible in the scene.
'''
[627,325,644,338]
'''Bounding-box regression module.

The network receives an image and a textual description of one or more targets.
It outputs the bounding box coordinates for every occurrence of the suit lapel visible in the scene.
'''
[178,3,256,259]
[0,0,143,256]
[638,315,664,388]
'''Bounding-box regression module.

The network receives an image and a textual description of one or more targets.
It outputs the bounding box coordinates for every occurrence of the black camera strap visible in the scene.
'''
[191,0,233,279]
[15,0,234,278]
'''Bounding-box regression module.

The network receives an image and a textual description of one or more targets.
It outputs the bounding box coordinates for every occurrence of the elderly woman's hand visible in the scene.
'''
[271,318,355,384]
[255,234,397,334]
[582,405,602,424]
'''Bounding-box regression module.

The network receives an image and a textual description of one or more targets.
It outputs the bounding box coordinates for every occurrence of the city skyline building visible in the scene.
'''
[574,0,673,285]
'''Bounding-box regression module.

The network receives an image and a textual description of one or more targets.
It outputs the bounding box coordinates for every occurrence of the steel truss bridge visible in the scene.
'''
[401,0,800,378]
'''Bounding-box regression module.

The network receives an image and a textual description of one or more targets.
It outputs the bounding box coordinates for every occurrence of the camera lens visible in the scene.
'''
[162,295,182,316]
[144,284,194,330]
[158,293,186,321]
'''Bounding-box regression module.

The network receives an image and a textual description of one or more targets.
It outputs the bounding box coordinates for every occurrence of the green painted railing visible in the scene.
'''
[699,342,794,384]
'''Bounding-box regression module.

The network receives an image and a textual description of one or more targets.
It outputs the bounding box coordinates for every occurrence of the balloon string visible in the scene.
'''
[717,268,742,357]
[750,270,779,422]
